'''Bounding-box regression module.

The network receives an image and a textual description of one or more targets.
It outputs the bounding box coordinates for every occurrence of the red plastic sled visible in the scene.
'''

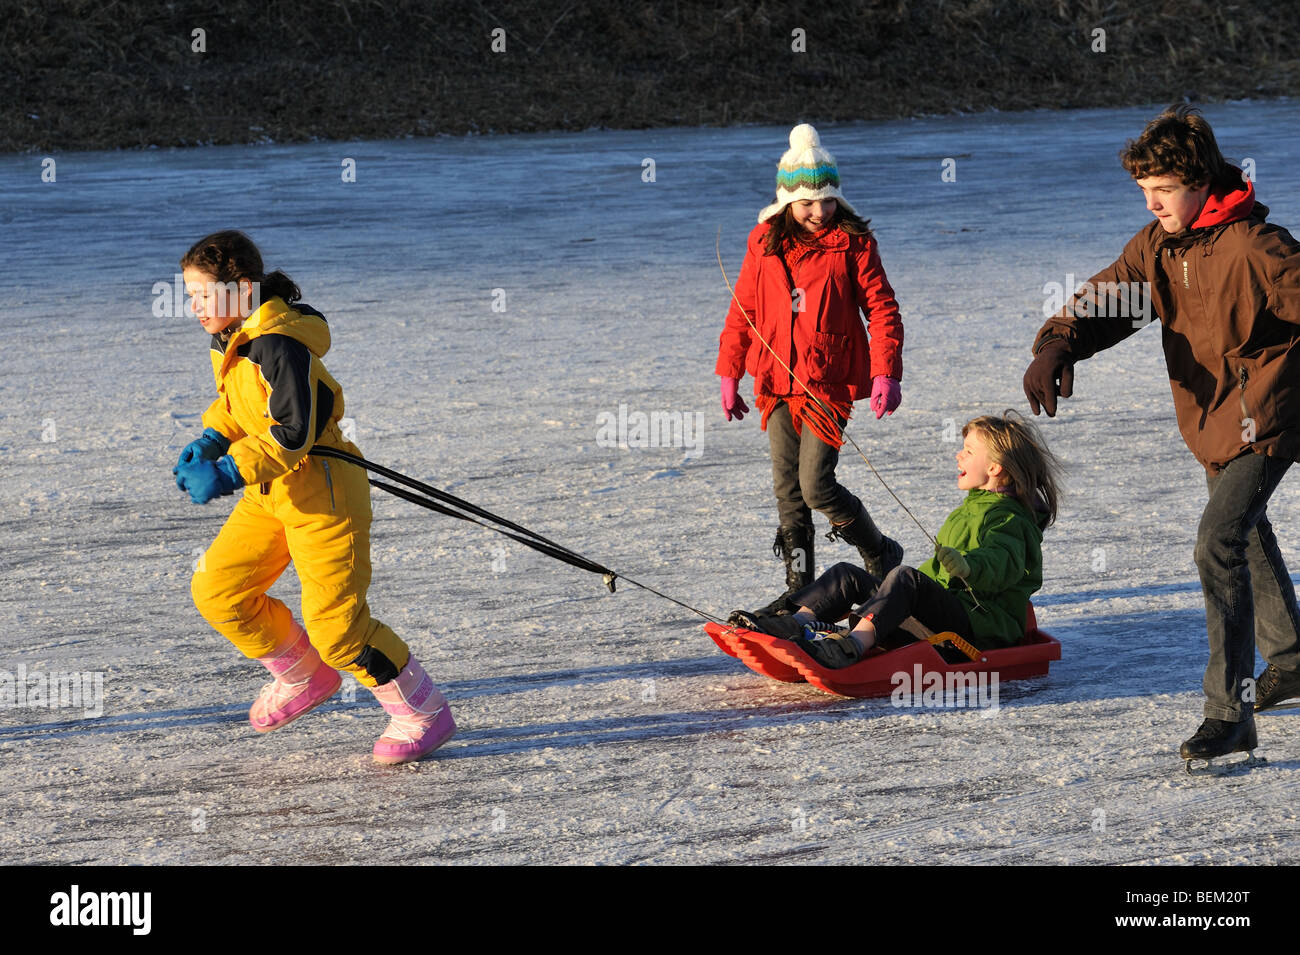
[705,604,1061,699]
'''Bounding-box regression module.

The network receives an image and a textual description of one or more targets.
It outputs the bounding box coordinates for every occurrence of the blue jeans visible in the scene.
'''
[1196,452,1300,720]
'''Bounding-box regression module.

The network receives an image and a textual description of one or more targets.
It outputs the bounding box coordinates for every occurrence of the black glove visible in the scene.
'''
[1023,338,1075,417]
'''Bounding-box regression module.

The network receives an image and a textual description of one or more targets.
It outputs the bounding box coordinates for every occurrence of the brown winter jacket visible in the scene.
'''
[1032,177,1300,472]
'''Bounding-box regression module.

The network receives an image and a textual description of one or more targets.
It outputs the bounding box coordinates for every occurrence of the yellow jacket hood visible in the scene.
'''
[202,298,347,486]
[215,298,331,375]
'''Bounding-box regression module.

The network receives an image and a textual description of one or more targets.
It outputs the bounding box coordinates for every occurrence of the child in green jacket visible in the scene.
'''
[731,412,1061,668]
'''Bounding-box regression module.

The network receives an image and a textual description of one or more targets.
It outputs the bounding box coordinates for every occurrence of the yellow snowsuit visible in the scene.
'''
[190,297,408,687]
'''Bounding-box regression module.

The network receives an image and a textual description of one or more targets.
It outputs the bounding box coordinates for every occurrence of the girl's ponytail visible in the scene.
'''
[259,269,301,305]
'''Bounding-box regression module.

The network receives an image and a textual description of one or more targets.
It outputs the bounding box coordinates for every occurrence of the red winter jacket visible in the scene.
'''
[715,222,903,403]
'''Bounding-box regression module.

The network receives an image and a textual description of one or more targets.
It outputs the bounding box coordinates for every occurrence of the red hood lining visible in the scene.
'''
[1191,167,1256,229]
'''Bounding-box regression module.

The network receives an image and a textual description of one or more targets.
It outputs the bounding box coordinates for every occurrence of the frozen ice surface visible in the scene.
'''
[2,101,1299,864]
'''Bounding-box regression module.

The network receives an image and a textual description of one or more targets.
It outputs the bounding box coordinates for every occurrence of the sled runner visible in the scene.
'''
[705,603,1060,699]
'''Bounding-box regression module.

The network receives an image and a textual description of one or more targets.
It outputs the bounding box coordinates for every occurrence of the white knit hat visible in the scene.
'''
[757,123,858,224]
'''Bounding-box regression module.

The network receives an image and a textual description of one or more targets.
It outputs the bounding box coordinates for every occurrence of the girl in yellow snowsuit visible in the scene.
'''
[174,231,455,764]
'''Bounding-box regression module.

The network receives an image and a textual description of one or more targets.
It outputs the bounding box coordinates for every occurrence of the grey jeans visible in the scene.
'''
[1196,451,1300,720]
[767,401,860,528]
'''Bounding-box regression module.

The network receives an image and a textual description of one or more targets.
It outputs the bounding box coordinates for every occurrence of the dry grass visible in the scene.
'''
[4,0,1297,151]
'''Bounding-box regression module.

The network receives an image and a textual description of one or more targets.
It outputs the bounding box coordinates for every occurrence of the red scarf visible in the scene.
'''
[755,393,852,449]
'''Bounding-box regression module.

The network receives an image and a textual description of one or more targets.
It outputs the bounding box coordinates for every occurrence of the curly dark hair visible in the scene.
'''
[180,230,301,306]
[1120,105,1235,189]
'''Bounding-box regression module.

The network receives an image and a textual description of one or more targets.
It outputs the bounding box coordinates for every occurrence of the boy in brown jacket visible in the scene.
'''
[1024,105,1300,766]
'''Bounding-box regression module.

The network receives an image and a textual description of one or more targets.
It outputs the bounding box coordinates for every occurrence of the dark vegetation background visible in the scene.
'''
[4,0,1297,151]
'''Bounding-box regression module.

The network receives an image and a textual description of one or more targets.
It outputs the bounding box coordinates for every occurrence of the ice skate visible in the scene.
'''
[1254,664,1300,714]
[1179,718,1266,775]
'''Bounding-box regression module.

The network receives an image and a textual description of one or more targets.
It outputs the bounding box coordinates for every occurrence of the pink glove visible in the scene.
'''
[870,375,901,419]
[720,377,750,421]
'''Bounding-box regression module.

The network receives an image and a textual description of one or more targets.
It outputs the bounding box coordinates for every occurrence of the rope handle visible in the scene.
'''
[926,631,984,662]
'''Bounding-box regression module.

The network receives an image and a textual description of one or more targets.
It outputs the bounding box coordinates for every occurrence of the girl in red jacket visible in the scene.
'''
[716,124,905,613]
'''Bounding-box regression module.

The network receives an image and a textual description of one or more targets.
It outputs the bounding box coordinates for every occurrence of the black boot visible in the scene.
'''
[726,609,807,640]
[1178,718,1258,760]
[754,524,815,615]
[826,502,902,580]
[1255,663,1300,714]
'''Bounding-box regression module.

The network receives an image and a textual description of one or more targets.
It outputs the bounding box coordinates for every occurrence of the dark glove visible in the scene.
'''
[1023,338,1075,417]
[174,428,231,489]
[176,455,244,504]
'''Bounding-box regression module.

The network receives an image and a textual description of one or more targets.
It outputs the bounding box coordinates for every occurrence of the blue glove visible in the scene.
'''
[174,428,231,489]
[176,455,244,504]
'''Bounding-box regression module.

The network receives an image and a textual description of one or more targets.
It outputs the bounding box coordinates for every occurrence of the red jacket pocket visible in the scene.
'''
[808,331,851,383]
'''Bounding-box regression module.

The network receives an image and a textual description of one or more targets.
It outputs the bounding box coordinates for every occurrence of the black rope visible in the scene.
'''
[311,447,583,556]
[308,446,729,625]
[369,478,612,578]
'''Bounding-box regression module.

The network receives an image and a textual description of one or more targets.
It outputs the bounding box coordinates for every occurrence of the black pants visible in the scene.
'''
[790,561,974,643]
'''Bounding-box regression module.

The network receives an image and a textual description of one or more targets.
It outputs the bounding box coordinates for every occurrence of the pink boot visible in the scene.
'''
[248,623,342,732]
[369,656,456,764]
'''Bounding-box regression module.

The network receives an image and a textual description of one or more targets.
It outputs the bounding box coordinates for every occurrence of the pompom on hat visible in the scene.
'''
[757,123,859,224]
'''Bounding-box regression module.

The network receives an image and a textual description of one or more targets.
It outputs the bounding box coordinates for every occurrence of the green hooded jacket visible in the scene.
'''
[916,489,1046,649]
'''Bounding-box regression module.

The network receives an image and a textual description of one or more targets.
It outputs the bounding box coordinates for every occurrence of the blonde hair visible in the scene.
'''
[962,410,1062,526]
